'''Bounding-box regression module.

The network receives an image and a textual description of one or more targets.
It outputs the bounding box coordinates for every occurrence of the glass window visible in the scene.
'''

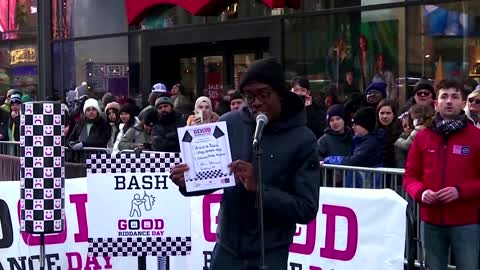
[53,0,127,39]
[53,37,130,98]
[284,7,406,105]
[203,56,224,107]
[179,57,197,98]
[1,0,37,39]
[407,1,480,97]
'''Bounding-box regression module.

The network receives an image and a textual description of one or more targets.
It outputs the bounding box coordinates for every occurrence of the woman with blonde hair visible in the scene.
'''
[465,88,480,128]
[186,96,219,126]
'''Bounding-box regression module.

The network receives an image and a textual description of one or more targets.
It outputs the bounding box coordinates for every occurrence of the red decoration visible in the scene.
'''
[126,0,301,25]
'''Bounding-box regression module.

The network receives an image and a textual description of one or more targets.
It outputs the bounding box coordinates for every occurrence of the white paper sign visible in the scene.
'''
[178,122,235,192]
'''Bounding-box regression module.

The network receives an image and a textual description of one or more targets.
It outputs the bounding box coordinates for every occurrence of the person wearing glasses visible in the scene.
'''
[465,88,480,128]
[400,78,435,114]
[169,57,320,270]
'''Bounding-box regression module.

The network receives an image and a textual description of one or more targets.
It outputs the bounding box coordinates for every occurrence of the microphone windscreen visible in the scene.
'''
[256,113,269,125]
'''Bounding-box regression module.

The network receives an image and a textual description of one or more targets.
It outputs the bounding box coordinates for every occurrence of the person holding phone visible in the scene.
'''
[117,110,157,151]
[186,96,219,126]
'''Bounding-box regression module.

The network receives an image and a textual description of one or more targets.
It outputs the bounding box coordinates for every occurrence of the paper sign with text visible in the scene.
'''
[178,122,235,192]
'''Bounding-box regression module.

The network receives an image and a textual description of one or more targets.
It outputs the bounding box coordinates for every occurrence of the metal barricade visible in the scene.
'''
[65,147,111,163]
[320,164,472,270]
[0,141,21,156]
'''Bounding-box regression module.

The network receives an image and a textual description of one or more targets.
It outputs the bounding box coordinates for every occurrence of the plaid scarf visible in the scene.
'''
[431,112,467,138]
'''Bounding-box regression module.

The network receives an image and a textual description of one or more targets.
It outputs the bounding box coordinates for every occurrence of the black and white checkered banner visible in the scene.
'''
[87,152,192,258]
[19,102,65,234]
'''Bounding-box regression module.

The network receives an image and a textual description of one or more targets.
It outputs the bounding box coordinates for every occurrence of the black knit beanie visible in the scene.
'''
[352,107,376,132]
[326,104,346,123]
[414,79,436,99]
[239,57,287,97]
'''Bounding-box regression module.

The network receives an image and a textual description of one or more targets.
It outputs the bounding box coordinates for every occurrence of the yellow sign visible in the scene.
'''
[10,48,36,65]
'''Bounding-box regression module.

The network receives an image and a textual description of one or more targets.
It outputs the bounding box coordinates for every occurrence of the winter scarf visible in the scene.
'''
[431,112,468,138]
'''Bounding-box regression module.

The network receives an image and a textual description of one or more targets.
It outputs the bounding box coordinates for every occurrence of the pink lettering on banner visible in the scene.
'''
[70,194,88,242]
[320,204,358,261]
[17,201,68,246]
[66,252,82,270]
[289,220,317,255]
[202,193,222,242]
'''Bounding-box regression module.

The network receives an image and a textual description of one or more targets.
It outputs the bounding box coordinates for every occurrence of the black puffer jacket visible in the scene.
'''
[342,129,385,167]
[68,116,111,148]
[181,92,320,257]
[151,112,186,152]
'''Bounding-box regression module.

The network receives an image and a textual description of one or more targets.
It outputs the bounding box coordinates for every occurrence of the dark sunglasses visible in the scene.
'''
[416,91,432,97]
[468,98,480,105]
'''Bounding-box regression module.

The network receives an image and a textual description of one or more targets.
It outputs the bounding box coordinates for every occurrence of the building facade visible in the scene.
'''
[2,0,479,106]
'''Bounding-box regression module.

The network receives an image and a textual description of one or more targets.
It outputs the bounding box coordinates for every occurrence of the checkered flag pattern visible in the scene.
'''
[88,236,191,257]
[86,152,182,174]
[186,169,233,182]
[20,102,66,234]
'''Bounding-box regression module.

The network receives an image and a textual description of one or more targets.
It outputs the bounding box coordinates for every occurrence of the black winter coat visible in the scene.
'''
[342,129,384,167]
[68,116,111,148]
[180,92,320,258]
[317,128,353,160]
[151,112,186,152]
[306,102,326,139]
[0,109,9,141]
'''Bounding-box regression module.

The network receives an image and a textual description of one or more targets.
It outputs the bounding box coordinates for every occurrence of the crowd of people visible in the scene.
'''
[1,65,480,167]
[1,57,480,270]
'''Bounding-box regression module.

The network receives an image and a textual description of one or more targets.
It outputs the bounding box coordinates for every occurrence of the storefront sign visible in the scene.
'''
[86,153,191,258]
[0,179,137,270]
[170,187,407,270]
[10,48,36,65]
[126,0,300,25]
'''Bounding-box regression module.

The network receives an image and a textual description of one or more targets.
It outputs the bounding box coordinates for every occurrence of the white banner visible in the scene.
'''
[0,178,138,270]
[1,179,407,270]
[170,187,407,270]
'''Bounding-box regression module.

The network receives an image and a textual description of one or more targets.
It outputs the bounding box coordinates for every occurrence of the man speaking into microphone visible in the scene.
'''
[170,57,320,269]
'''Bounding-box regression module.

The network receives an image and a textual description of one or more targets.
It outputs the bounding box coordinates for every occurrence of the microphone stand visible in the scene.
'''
[253,140,267,270]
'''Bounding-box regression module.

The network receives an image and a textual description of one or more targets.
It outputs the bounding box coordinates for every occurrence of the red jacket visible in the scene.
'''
[404,123,480,226]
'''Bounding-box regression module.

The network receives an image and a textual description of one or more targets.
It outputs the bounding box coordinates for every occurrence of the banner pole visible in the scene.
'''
[40,234,46,270]
[138,256,147,270]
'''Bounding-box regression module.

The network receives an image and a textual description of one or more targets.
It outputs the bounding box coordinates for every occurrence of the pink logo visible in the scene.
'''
[194,127,212,136]
[44,103,54,114]
[54,115,62,125]
[202,193,222,242]
[320,204,358,261]
[34,115,43,125]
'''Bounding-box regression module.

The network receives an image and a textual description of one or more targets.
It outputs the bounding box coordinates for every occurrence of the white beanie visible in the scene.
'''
[83,98,101,114]
[152,83,167,93]
[195,96,212,110]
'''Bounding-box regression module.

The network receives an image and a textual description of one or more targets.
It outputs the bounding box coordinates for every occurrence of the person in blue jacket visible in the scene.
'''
[323,107,384,188]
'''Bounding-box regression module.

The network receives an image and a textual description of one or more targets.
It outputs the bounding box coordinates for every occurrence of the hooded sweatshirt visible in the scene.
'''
[179,92,320,257]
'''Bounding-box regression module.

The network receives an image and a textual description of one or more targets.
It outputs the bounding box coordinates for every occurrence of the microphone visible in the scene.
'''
[253,113,269,148]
